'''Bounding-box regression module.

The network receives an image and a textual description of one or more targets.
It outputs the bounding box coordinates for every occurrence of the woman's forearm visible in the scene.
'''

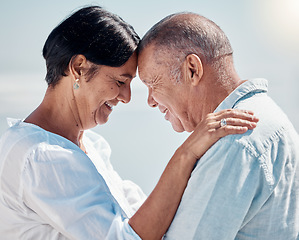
[129,147,196,240]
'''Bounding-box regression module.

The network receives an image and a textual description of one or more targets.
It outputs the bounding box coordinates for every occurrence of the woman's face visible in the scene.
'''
[75,53,137,129]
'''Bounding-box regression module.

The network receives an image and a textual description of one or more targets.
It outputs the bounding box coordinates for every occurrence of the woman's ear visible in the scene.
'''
[185,54,203,86]
[68,54,88,79]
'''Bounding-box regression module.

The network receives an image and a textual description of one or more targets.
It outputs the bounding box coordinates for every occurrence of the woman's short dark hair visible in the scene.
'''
[43,6,140,86]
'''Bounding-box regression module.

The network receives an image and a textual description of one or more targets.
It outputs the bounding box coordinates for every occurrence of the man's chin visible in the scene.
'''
[170,122,185,133]
[170,119,195,133]
[167,114,187,132]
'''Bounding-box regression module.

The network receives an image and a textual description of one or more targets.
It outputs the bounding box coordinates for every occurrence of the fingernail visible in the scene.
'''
[250,122,257,127]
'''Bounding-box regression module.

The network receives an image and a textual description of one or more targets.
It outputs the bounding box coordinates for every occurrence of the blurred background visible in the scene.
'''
[1,0,298,195]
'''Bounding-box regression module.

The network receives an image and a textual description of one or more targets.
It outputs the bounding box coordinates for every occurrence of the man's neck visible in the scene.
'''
[189,69,243,130]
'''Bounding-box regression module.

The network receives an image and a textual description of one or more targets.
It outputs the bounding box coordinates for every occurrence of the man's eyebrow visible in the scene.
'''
[141,78,153,87]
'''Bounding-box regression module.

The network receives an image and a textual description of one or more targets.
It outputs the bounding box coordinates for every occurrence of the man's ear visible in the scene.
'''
[68,54,88,79]
[185,54,203,86]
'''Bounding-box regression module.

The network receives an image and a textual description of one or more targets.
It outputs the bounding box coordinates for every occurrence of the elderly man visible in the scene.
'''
[137,12,299,239]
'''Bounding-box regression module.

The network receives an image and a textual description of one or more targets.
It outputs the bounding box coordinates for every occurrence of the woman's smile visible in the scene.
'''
[104,101,114,111]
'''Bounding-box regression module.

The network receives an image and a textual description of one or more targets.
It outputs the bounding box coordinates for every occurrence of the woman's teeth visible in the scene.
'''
[105,102,113,109]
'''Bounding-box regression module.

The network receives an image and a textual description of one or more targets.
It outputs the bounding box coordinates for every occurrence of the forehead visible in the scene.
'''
[138,45,156,66]
[113,52,138,78]
[138,44,165,79]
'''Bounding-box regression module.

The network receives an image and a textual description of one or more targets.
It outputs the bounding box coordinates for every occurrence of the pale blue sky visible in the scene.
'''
[0,0,298,193]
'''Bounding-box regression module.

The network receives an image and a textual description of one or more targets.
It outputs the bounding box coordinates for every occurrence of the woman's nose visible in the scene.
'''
[118,84,131,103]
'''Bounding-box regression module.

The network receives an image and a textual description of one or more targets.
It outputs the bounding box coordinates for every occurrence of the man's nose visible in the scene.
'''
[118,84,131,103]
[147,88,158,107]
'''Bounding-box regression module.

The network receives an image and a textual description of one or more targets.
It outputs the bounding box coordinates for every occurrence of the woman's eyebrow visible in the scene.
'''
[120,73,135,79]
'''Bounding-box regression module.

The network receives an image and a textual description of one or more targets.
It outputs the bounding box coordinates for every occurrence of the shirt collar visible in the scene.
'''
[214,78,268,112]
[7,118,22,127]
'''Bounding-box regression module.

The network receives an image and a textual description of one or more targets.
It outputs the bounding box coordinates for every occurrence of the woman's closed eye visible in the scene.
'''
[116,80,126,87]
[109,75,126,87]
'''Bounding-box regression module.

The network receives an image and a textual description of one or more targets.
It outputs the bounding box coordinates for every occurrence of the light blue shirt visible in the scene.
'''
[165,79,299,239]
[0,120,146,239]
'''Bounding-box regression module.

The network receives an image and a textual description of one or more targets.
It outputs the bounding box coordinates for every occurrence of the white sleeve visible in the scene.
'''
[121,179,147,213]
[84,130,147,215]
[21,143,141,240]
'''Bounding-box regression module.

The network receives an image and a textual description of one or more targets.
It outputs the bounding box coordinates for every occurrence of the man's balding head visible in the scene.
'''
[138,12,233,66]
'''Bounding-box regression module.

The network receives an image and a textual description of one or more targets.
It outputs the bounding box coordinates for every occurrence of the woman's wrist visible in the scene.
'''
[172,145,199,175]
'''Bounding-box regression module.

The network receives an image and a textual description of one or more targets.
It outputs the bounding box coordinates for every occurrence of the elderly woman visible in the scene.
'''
[0,6,258,240]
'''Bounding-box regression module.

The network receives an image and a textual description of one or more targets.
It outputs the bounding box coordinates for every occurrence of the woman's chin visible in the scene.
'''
[95,116,109,126]
[93,109,110,126]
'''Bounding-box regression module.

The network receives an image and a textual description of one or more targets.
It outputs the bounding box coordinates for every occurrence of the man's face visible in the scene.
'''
[138,45,195,132]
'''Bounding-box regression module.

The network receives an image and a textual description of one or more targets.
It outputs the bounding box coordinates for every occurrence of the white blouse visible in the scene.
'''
[0,119,146,239]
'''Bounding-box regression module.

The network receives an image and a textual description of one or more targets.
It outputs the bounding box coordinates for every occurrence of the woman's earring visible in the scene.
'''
[73,78,80,89]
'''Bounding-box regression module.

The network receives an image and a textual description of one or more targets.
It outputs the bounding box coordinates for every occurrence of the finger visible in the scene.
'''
[215,109,259,122]
[207,117,257,130]
[217,109,255,115]
[211,125,249,138]
[214,109,252,117]
[222,118,257,129]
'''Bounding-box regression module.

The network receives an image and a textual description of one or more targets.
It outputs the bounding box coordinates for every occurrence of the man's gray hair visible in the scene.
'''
[138,12,233,82]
